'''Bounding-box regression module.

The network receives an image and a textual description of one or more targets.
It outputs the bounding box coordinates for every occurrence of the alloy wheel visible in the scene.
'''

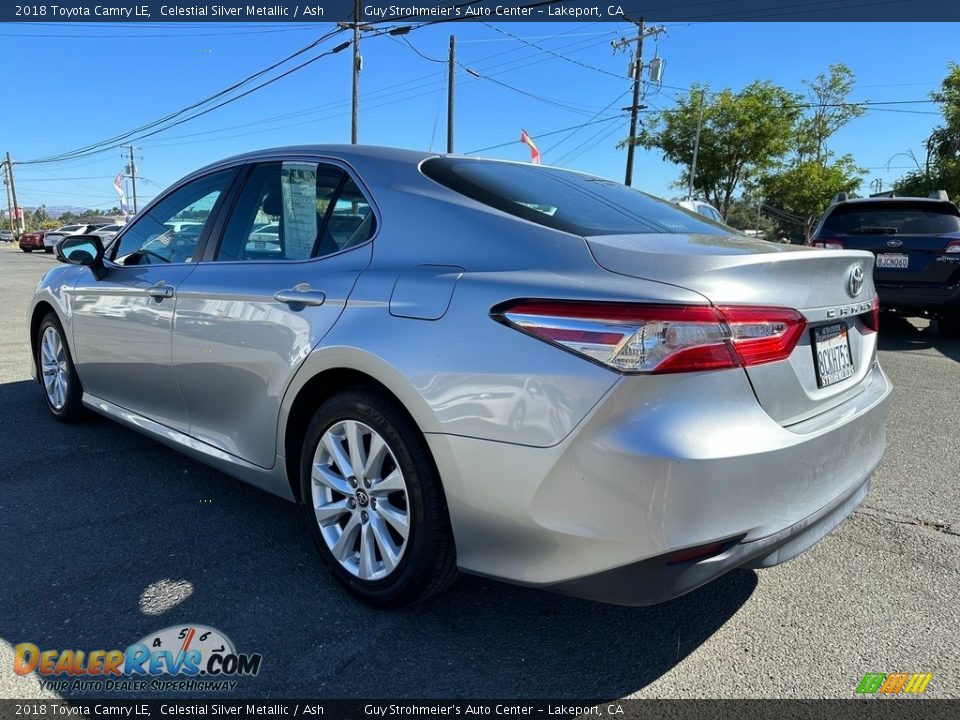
[40,326,69,410]
[311,420,410,581]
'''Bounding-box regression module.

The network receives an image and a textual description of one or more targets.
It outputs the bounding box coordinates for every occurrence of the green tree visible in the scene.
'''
[894,63,960,199]
[628,81,800,218]
[758,64,866,238]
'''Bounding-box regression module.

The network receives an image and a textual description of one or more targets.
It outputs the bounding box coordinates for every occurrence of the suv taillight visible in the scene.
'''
[496,301,806,374]
[811,238,845,249]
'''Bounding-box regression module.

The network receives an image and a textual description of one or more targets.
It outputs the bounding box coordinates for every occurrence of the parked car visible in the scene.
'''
[0,228,14,242]
[42,224,109,253]
[87,224,123,243]
[677,199,726,224]
[19,230,46,252]
[30,146,891,608]
[810,191,960,337]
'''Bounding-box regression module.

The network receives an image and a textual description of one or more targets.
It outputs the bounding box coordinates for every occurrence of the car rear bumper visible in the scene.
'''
[19,238,43,250]
[427,361,891,605]
[877,281,960,311]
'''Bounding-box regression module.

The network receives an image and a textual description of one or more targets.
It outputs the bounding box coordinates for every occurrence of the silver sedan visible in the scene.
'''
[29,146,891,607]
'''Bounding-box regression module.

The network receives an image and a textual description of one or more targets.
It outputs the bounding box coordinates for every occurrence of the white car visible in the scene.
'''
[677,199,726,224]
[87,224,123,243]
[42,224,105,253]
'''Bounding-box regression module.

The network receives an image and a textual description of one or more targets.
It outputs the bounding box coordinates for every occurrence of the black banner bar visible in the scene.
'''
[2,0,960,23]
[1,700,958,720]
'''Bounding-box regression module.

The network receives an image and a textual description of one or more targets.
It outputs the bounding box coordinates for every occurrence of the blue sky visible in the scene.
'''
[0,21,953,211]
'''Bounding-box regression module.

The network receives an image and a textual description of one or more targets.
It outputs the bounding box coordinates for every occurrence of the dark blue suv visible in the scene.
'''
[810,192,960,337]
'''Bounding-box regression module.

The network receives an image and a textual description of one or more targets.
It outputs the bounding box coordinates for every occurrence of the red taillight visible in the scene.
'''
[810,238,845,249]
[496,301,807,374]
[862,296,880,334]
[945,240,960,254]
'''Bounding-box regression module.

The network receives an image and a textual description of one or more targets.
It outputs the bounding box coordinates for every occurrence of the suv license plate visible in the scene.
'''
[813,323,855,388]
[876,253,909,269]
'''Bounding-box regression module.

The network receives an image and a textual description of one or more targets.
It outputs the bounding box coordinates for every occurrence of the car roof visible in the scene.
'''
[834,196,952,206]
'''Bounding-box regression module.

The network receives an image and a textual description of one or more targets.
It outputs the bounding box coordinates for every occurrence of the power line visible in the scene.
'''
[477,22,625,79]
[19,27,347,165]
[465,117,626,156]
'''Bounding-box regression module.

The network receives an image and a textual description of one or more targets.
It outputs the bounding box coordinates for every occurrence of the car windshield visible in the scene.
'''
[422,158,729,237]
[822,201,960,236]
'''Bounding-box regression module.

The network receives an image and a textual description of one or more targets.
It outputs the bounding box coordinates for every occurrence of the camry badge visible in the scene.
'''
[848,266,864,297]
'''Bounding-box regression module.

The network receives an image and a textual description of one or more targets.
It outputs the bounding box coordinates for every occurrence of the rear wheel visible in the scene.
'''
[44,248,53,253]
[22,248,32,253]
[300,388,458,607]
[938,311,960,339]
[35,313,84,422]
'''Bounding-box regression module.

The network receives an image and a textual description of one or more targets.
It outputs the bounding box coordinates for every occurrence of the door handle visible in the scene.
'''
[273,286,326,307]
[145,283,174,299]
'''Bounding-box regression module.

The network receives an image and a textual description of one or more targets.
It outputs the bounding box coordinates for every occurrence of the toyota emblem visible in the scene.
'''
[886,239,903,248]
[848,266,864,297]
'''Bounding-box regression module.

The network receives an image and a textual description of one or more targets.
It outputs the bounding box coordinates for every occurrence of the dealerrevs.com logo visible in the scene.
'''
[14,625,262,693]
[856,672,933,696]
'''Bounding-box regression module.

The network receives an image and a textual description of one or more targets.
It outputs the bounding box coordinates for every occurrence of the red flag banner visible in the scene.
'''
[520,129,541,165]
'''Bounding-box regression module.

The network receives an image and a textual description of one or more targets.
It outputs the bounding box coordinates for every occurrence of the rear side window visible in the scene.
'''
[822,201,960,236]
[216,162,375,262]
[422,158,728,237]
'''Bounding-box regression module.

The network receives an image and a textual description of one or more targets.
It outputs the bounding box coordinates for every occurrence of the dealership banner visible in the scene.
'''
[0,700,958,719]
[3,0,960,22]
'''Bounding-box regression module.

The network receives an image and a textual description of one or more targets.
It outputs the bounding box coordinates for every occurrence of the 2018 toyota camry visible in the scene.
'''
[30,146,891,607]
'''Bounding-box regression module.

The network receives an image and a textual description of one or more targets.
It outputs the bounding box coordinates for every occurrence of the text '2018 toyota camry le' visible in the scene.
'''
[30,146,891,607]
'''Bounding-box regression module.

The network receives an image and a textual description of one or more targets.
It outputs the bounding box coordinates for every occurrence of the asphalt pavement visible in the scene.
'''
[0,244,957,699]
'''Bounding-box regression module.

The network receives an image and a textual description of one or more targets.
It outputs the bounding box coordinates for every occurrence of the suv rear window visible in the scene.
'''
[421,158,728,237]
[822,201,960,236]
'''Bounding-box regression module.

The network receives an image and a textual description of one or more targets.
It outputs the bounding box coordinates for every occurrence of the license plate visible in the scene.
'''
[812,323,855,388]
[876,253,909,269]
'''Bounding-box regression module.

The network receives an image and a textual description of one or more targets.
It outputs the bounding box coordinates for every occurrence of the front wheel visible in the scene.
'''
[35,313,84,422]
[44,248,53,253]
[300,388,458,607]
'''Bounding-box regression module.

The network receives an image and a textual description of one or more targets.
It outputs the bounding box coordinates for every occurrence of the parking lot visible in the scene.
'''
[0,244,957,700]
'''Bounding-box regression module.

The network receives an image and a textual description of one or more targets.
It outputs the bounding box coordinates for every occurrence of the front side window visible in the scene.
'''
[421,157,728,237]
[110,169,235,265]
[215,162,375,262]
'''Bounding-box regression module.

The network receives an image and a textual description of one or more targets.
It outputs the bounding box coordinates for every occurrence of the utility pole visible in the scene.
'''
[6,152,20,235]
[622,18,644,187]
[351,0,361,144]
[613,19,665,187]
[688,87,706,200]
[3,159,15,236]
[127,146,139,215]
[447,35,456,154]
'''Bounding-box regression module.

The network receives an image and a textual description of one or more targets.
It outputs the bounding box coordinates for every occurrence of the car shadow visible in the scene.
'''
[0,378,755,700]
[877,313,960,362]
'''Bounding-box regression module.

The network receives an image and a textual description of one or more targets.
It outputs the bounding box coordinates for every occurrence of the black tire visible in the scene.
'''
[300,388,458,607]
[44,247,53,253]
[938,311,960,339]
[35,313,85,422]
[22,248,32,253]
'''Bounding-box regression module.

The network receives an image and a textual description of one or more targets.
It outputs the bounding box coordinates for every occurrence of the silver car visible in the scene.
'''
[29,146,891,607]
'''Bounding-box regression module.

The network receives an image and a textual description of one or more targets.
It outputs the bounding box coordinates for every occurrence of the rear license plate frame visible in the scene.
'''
[812,322,855,388]
[876,253,909,269]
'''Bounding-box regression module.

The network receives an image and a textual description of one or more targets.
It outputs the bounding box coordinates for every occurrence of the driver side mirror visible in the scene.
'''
[56,234,107,280]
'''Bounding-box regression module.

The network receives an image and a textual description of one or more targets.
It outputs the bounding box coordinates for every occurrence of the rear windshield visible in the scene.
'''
[422,158,729,236]
[822,201,960,236]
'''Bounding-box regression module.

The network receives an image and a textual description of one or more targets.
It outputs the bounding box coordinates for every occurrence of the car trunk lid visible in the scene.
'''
[585,232,878,426]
